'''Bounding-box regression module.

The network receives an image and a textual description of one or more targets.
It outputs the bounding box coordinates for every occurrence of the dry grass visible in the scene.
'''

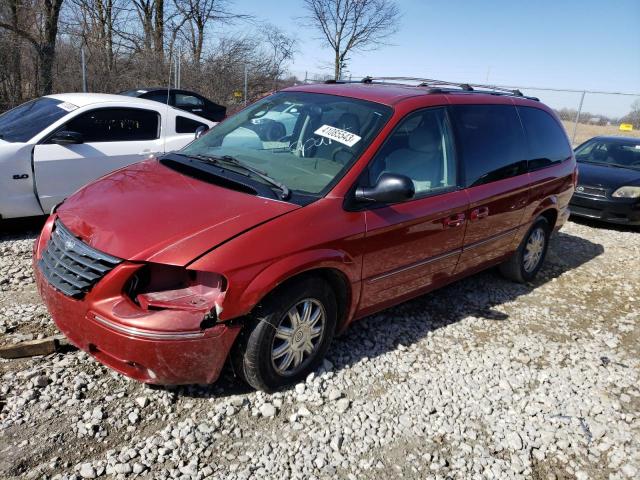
[561,121,640,146]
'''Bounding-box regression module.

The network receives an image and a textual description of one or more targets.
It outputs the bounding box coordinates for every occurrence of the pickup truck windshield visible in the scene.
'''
[0,97,71,143]
[181,92,392,196]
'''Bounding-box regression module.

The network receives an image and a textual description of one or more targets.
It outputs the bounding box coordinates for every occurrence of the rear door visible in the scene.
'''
[33,107,162,212]
[449,103,530,274]
[358,107,468,315]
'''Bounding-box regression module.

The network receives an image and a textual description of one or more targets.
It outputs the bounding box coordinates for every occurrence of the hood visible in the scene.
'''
[56,159,299,265]
[577,162,640,189]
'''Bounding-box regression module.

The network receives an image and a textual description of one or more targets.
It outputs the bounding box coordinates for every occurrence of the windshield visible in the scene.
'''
[0,97,74,143]
[575,138,640,170]
[180,92,393,196]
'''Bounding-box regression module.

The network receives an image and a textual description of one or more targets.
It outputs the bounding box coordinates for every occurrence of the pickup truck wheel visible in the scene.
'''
[499,217,550,283]
[231,277,337,392]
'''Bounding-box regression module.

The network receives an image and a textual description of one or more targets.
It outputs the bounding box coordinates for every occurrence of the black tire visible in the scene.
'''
[231,276,337,392]
[499,217,550,283]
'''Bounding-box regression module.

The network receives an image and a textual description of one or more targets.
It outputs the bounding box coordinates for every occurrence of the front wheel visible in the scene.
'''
[499,217,550,283]
[231,277,337,392]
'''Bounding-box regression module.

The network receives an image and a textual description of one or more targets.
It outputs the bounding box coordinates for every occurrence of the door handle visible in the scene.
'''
[470,207,490,221]
[443,213,465,228]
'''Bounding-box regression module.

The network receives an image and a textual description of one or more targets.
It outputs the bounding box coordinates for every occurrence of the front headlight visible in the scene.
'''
[125,263,227,323]
[612,186,640,198]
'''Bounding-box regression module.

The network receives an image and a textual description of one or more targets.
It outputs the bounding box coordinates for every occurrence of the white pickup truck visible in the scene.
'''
[0,93,214,219]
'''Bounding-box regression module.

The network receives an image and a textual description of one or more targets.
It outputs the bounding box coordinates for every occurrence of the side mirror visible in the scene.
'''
[354,173,415,204]
[195,125,209,139]
[50,130,83,145]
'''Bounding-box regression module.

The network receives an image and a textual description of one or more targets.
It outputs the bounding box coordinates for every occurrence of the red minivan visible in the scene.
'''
[34,79,576,391]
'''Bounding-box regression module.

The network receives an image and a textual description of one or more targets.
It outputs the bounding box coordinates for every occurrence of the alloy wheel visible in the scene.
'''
[523,227,546,273]
[270,298,326,376]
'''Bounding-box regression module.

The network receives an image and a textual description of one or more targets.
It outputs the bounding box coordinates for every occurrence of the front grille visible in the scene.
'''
[576,185,607,197]
[38,220,122,298]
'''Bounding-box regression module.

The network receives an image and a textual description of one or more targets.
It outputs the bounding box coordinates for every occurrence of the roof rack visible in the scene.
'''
[327,76,537,100]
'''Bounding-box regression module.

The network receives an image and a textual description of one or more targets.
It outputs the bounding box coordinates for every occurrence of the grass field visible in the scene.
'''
[561,120,640,147]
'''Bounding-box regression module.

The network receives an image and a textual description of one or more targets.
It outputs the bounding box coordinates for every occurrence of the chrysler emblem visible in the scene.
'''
[64,240,76,250]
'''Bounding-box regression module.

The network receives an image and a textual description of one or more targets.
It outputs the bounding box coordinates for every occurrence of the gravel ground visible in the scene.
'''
[0,218,638,480]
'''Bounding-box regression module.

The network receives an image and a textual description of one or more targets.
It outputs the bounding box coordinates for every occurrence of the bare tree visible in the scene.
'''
[173,0,250,65]
[303,0,400,80]
[131,0,165,55]
[262,24,296,89]
[0,0,65,95]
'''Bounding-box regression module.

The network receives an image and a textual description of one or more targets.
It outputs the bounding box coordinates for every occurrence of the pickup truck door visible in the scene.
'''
[32,106,163,212]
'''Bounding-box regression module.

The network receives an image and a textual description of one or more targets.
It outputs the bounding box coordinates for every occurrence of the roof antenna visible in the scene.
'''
[361,76,373,84]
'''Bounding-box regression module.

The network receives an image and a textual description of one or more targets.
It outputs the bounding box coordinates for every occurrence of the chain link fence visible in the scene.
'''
[287,71,640,147]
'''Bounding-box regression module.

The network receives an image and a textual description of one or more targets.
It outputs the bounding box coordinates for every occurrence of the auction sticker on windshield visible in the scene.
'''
[314,125,361,147]
[57,102,78,112]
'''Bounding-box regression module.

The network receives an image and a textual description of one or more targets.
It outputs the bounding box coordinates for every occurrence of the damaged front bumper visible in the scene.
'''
[33,218,241,385]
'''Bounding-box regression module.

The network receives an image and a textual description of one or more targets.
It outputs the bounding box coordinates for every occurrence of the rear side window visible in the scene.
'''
[450,105,527,187]
[61,108,160,142]
[176,116,208,134]
[518,107,572,170]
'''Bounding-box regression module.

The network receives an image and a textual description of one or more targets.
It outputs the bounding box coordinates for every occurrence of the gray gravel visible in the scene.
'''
[1,219,638,479]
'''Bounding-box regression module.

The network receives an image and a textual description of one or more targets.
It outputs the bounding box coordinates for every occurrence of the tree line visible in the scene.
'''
[0,0,402,114]
[0,0,298,112]
[556,101,640,129]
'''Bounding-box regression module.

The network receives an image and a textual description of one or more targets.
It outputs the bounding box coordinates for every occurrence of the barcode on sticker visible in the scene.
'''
[314,125,361,147]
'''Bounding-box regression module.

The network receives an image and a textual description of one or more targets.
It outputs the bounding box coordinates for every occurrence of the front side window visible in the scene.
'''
[450,104,527,187]
[0,98,71,143]
[518,106,572,170]
[366,107,457,196]
[180,92,393,196]
[58,108,160,142]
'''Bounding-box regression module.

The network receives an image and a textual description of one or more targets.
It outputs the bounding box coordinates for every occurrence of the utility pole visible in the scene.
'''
[244,64,248,106]
[81,47,87,92]
[572,91,586,145]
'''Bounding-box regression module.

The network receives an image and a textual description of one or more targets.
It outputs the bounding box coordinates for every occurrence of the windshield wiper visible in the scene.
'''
[188,154,291,200]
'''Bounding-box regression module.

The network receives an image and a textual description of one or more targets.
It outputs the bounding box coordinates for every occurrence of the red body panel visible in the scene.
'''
[34,84,576,385]
[358,189,468,315]
[34,260,240,385]
[56,159,298,265]
[455,174,530,273]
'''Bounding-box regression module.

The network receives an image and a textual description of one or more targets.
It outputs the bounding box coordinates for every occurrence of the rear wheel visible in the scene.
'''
[499,217,550,283]
[231,277,337,392]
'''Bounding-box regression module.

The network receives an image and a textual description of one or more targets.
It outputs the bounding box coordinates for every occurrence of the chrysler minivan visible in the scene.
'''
[34,79,576,391]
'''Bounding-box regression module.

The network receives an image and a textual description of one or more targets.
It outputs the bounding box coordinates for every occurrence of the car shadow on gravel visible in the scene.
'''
[175,229,604,398]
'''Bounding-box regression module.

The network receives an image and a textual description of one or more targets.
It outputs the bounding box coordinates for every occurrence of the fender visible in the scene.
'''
[510,195,558,250]
[532,194,558,220]
[0,143,45,219]
[218,248,361,324]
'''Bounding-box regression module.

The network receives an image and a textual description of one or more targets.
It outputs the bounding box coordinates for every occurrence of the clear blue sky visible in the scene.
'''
[230,0,640,117]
